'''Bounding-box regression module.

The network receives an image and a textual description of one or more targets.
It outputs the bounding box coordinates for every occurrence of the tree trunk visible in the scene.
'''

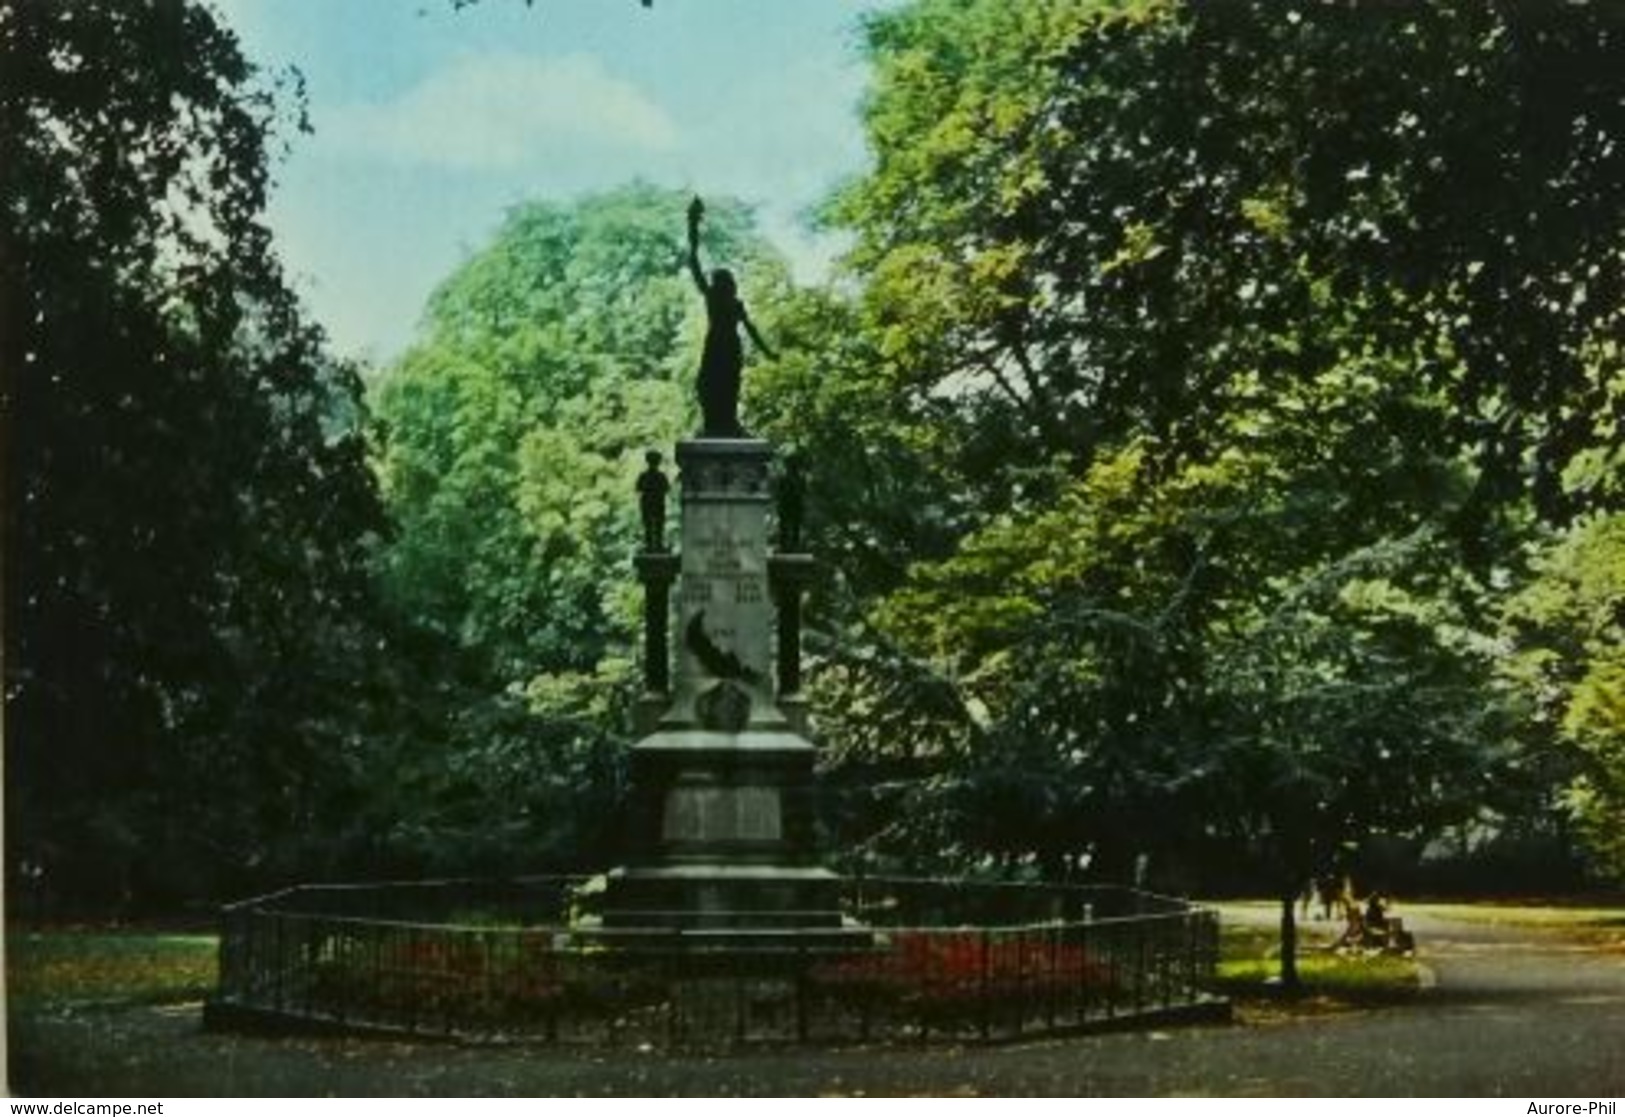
[1279,889,1301,988]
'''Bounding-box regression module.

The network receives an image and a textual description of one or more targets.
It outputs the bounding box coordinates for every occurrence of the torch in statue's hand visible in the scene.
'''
[687,196,705,238]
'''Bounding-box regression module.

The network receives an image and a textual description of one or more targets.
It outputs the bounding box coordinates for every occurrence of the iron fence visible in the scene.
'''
[207,875,1223,1045]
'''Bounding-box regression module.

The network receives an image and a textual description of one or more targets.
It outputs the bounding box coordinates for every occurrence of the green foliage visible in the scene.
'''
[1206,530,1514,884]
[748,288,964,600]
[816,0,1611,914]
[1504,514,1625,877]
[869,405,1510,885]
[830,0,1114,504]
[2,0,386,905]
[395,661,631,875]
[839,0,1625,530]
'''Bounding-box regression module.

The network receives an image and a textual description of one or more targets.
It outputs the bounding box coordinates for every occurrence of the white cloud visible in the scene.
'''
[318,52,679,170]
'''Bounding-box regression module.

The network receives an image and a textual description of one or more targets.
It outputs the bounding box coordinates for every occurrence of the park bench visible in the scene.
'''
[1363,915,1415,955]
[1334,908,1416,955]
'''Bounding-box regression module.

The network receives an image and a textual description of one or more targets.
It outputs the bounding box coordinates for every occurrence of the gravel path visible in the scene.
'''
[10,906,1624,1097]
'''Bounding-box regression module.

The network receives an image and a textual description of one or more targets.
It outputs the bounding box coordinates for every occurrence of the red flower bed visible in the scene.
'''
[813,930,1118,1009]
[308,930,564,1021]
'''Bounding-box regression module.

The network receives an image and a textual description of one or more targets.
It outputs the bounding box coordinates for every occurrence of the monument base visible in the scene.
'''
[600,435,856,944]
[593,866,868,950]
[599,728,855,938]
[600,864,844,930]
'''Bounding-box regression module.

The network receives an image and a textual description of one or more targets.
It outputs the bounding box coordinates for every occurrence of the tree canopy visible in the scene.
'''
[801,0,1625,976]
[3,0,384,903]
[836,0,1625,530]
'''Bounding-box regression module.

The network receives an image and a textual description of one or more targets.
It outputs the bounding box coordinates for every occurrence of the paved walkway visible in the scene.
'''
[10,906,1625,1096]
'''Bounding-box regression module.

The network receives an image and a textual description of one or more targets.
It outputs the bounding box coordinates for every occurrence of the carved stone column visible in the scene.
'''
[634,552,680,734]
[768,552,814,733]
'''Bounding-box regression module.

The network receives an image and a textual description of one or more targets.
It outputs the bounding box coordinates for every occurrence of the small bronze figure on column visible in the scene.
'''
[635,451,679,711]
[770,454,813,703]
[637,449,671,552]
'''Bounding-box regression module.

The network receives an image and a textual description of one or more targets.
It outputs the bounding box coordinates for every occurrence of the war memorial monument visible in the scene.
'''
[204,199,1220,1044]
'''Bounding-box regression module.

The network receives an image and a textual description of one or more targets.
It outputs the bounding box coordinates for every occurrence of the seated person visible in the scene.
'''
[1362,893,1392,948]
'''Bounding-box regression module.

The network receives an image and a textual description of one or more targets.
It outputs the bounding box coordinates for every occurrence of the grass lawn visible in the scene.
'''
[1217,949,1420,995]
[6,929,218,1009]
[1211,905,1422,1005]
[1405,902,1625,950]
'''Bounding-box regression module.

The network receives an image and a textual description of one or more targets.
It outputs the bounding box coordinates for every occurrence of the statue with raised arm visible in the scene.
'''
[687,196,775,438]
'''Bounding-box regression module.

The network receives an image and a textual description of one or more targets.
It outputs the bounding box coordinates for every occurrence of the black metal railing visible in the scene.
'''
[208,875,1222,1046]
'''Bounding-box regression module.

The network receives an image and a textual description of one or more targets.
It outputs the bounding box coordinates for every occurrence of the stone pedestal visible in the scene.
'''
[601,439,849,936]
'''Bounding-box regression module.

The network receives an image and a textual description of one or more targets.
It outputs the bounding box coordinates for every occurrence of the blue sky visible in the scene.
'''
[210,0,889,362]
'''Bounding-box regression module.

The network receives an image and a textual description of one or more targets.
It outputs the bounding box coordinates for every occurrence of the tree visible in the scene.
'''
[1206,531,1514,984]
[837,0,1625,529]
[804,0,1625,979]
[747,287,964,603]
[3,0,385,905]
[1503,513,1625,879]
[872,342,1517,980]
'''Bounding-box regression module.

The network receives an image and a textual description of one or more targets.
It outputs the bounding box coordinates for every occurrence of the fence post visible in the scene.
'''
[859,960,871,1045]
[1078,893,1094,1019]
[979,929,991,1041]
[444,930,455,1036]
[1010,932,1023,1039]
[215,910,233,1003]
[1136,921,1148,1013]
[1161,918,1173,1009]
[405,926,418,1034]
[481,930,495,1037]
[272,913,286,1014]
[218,909,237,1003]
[1190,912,1202,993]
[917,936,932,1044]
[545,940,560,1044]
[795,943,809,1043]
[1047,922,1059,1029]
[1105,925,1118,1019]
[374,924,387,1029]
[330,921,346,1026]
[1210,910,1221,986]
[303,917,317,1019]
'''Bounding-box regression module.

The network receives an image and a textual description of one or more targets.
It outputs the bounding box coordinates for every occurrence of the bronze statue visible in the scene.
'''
[687,197,775,438]
[636,449,670,551]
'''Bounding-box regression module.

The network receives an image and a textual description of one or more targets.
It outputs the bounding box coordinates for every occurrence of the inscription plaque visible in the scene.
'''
[662,786,783,843]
